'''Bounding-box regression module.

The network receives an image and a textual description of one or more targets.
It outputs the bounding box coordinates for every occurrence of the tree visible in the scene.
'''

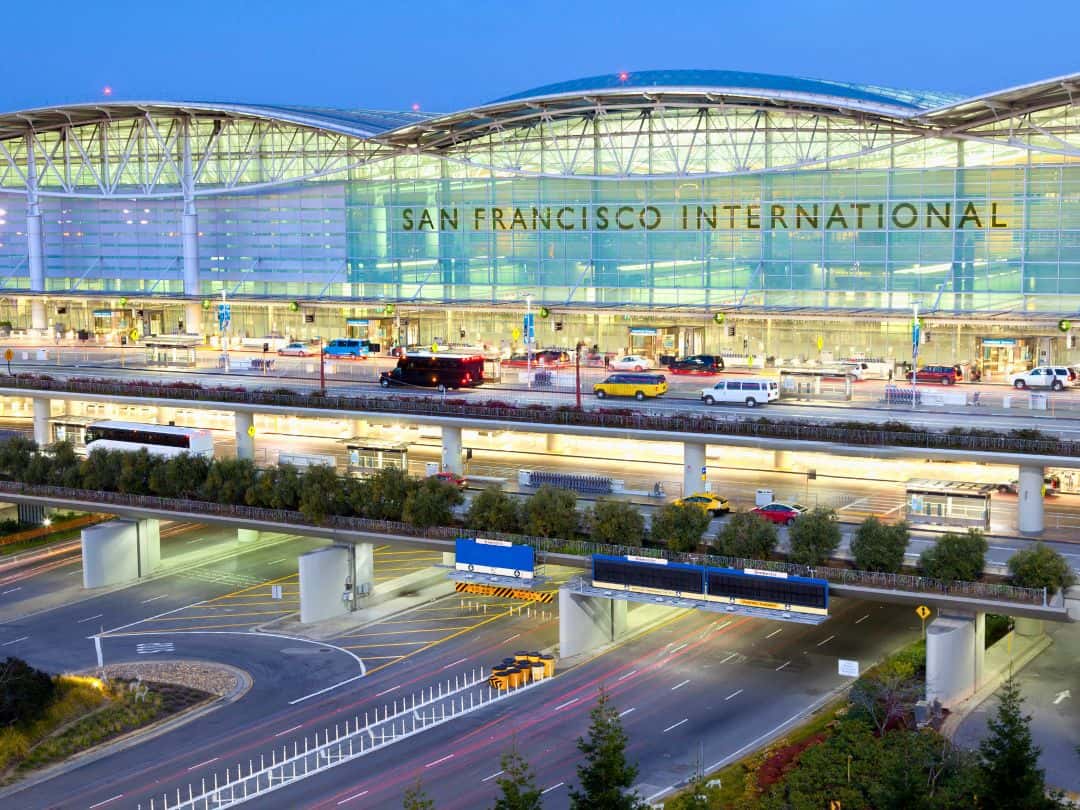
[0,656,55,726]
[650,503,710,552]
[466,486,522,533]
[244,463,302,510]
[586,500,645,547]
[404,477,463,529]
[402,776,435,810]
[0,435,36,480]
[978,676,1054,810]
[117,448,163,495]
[849,661,922,736]
[80,448,124,492]
[200,458,259,505]
[713,511,778,560]
[149,452,211,500]
[357,466,415,521]
[1008,543,1076,596]
[568,687,643,810]
[522,486,578,540]
[919,529,988,582]
[850,518,910,574]
[46,441,85,488]
[493,744,542,810]
[788,507,841,566]
[297,464,352,523]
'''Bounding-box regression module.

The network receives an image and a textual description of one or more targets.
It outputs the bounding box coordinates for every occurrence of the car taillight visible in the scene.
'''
[463,373,471,382]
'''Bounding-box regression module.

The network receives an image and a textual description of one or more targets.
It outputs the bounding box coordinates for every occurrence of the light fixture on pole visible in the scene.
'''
[575,340,585,409]
[911,303,920,409]
[524,293,534,389]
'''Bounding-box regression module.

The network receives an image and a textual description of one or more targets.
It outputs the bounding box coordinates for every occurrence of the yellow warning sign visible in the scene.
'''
[246,424,256,438]
[916,605,931,620]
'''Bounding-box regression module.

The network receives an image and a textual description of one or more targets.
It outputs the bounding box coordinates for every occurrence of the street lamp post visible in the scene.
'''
[525,294,533,389]
[575,340,585,409]
[319,336,326,394]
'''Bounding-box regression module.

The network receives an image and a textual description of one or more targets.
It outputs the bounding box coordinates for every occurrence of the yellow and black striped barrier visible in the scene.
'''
[455,581,555,603]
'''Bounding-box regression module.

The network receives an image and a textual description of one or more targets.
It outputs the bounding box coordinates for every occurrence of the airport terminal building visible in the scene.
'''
[0,70,1078,373]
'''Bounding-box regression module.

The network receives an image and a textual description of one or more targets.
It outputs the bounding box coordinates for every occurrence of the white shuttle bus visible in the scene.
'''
[84,421,215,459]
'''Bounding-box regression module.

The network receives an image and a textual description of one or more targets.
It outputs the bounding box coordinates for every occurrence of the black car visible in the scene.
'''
[667,354,725,375]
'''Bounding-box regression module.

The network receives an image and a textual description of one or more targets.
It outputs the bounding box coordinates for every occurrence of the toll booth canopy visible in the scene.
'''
[905,479,994,530]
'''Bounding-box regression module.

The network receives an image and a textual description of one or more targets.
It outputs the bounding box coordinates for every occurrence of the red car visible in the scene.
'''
[432,471,467,489]
[751,502,808,526]
[907,365,960,385]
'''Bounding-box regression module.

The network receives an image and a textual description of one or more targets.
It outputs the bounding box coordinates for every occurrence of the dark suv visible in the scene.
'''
[667,354,725,375]
[908,365,961,385]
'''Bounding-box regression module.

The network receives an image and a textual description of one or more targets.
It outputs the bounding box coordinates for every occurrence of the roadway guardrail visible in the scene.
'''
[0,480,1053,609]
[5,374,1080,458]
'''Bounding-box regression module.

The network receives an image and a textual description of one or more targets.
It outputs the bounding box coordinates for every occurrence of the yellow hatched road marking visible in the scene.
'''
[342,626,476,638]
[365,608,514,676]
[344,641,429,649]
[106,620,273,634]
[203,572,299,603]
[141,610,292,622]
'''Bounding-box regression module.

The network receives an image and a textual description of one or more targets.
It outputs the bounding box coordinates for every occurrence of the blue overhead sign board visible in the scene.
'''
[456,537,534,580]
[523,313,535,342]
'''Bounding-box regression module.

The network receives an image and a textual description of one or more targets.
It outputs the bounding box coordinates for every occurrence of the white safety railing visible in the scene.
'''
[142,667,551,810]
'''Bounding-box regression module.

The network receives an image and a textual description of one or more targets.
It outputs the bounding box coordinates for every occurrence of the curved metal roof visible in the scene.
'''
[0,100,433,141]
[494,69,960,111]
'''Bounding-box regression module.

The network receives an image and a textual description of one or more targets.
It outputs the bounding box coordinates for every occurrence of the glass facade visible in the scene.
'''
[0,79,1077,316]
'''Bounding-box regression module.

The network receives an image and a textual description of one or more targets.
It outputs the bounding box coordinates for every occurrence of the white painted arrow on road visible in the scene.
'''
[1053,690,1071,705]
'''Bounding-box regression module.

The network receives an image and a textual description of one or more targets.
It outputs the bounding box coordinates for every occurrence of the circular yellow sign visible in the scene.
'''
[246,425,256,438]
[3,349,12,362]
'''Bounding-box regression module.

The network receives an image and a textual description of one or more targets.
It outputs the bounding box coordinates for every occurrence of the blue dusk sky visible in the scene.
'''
[3,0,1077,113]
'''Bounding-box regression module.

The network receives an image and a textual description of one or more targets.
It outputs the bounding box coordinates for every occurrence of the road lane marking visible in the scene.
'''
[441,657,467,670]
[617,669,638,681]
[855,614,870,624]
[77,614,104,624]
[1,587,21,594]
[669,642,687,653]
[140,594,168,604]
[816,635,835,646]
[337,790,369,804]
[725,689,743,701]
[274,724,302,737]
[663,718,689,733]
[717,620,733,629]
[375,685,400,697]
[481,770,504,783]
[776,660,791,671]
[541,782,565,795]
[554,698,579,711]
[289,674,366,705]
[671,679,690,690]
[188,757,218,771]
[618,707,636,717]
[504,633,520,642]
[89,795,124,809]
[425,754,454,768]
[766,628,782,639]
[266,558,287,565]
[1,636,28,646]
[719,652,738,664]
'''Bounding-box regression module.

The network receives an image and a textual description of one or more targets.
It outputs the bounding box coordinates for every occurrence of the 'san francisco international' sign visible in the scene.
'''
[401,201,1009,232]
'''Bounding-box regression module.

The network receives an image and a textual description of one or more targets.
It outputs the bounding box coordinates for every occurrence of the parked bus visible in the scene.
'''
[84,420,215,459]
[341,439,408,475]
[379,352,485,391]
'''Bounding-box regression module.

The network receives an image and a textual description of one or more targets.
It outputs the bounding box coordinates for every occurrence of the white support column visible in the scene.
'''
[925,610,985,707]
[352,542,374,598]
[32,397,49,448]
[81,518,159,587]
[441,425,463,475]
[1018,464,1045,534]
[235,411,255,460]
[682,442,706,497]
[25,133,46,335]
[559,589,628,659]
[180,117,202,335]
[773,449,791,470]
[299,546,351,624]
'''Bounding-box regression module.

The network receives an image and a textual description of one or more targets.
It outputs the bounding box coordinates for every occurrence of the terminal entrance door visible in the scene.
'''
[978,337,1036,379]
[677,326,705,358]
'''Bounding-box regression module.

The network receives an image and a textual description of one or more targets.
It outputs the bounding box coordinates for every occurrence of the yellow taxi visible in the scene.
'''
[674,492,731,517]
[593,372,668,401]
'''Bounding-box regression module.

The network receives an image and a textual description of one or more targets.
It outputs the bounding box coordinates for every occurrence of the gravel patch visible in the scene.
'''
[96,660,240,697]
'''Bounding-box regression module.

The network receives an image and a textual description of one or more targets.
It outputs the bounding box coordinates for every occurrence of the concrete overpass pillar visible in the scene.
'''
[559,588,628,658]
[299,545,351,624]
[925,610,985,707]
[773,449,791,470]
[441,425,463,475]
[1018,464,1045,534]
[351,542,374,598]
[682,442,706,497]
[32,397,50,448]
[81,518,160,588]
[234,411,255,461]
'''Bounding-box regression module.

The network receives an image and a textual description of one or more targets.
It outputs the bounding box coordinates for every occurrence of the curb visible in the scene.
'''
[0,661,252,800]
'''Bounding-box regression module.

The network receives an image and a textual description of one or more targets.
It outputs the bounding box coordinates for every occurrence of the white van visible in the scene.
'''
[700,377,780,408]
